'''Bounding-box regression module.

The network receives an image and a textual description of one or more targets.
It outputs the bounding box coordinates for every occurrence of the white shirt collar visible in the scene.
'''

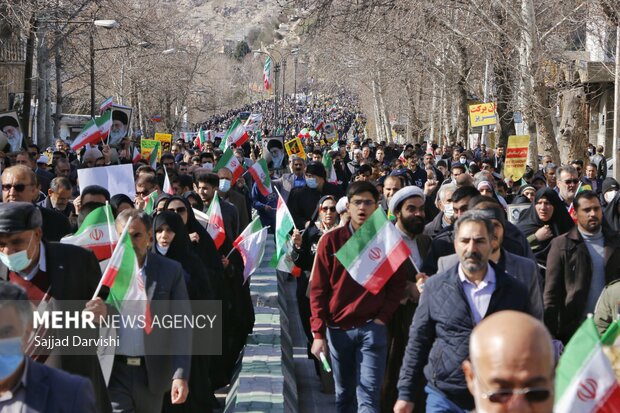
[20,242,46,281]
[458,263,495,287]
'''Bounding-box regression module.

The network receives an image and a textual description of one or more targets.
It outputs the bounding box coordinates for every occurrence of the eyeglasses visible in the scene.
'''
[481,388,551,404]
[562,179,579,185]
[135,190,151,197]
[474,369,551,404]
[168,207,187,214]
[2,183,32,192]
[321,206,336,212]
[350,199,375,207]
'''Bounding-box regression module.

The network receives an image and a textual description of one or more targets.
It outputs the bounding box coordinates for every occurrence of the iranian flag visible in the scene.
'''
[163,167,174,195]
[132,146,141,163]
[335,208,410,294]
[270,190,301,277]
[219,118,248,150]
[322,151,338,183]
[554,317,620,413]
[71,118,100,151]
[233,218,268,283]
[143,190,159,214]
[263,56,272,90]
[314,118,325,131]
[99,96,113,113]
[206,192,226,249]
[61,204,117,260]
[244,113,263,132]
[247,159,272,196]
[100,220,152,334]
[214,147,244,184]
[95,110,112,143]
[398,151,406,163]
[194,128,212,150]
[148,142,160,169]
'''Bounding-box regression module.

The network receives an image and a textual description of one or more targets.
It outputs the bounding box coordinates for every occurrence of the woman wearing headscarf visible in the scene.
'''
[153,212,214,413]
[153,192,171,215]
[182,191,204,212]
[110,193,134,216]
[604,191,620,233]
[518,187,574,272]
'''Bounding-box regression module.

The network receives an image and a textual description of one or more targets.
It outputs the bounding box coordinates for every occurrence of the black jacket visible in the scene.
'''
[287,183,344,229]
[396,263,532,410]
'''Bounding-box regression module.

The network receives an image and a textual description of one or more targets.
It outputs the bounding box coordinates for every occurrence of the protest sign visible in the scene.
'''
[468,103,497,128]
[503,135,530,180]
[141,139,160,161]
[78,164,136,198]
[154,133,172,153]
[284,137,306,159]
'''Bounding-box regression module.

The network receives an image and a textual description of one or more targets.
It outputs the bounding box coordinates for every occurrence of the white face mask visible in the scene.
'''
[605,190,617,203]
[444,202,454,218]
[202,162,213,171]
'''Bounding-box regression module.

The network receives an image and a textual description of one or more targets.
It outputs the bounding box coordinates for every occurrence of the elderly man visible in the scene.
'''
[463,311,555,413]
[556,165,579,210]
[272,156,306,202]
[0,202,110,412]
[2,165,71,241]
[424,183,456,237]
[0,115,24,152]
[395,210,533,413]
[0,281,98,412]
[39,176,75,218]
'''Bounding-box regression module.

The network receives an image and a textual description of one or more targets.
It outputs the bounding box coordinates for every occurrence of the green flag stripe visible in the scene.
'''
[601,319,620,346]
[105,236,135,309]
[74,205,110,235]
[214,147,234,172]
[555,318,600,399]
[335,209,388,269]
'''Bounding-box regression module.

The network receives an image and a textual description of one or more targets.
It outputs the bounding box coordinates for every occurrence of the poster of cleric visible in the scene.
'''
[0,111,26,153]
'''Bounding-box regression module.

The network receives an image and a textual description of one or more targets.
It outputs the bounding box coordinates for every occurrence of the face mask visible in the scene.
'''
[219,179,231,193]
[605,190,617,203]
[0,234,33,272]
[306,178,318,189]
[156,244,169,256]
[0,337,24,380]
[202,162,213,171]
[460,157,467,164]
[444,202,454,218]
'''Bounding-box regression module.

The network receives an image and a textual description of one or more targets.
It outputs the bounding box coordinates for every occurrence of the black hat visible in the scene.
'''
[0,116,19,131]
[305,161,326,179]
[602,177,620,194]
[267,139,283,150]
[112,110,128,125]
[0,203,42,233]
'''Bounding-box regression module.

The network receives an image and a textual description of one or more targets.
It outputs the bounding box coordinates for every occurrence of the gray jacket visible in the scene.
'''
[437,249,543,320]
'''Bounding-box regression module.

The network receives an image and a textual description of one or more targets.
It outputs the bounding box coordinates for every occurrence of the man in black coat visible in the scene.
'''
[0,202,111,413]
[394,210,534,412]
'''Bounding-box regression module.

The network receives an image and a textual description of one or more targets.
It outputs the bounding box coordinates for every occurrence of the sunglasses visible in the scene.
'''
[321,206,336,212]
[481,387,551,404]
[168,207,187,214]
[2,183,32,192]
[135,190,151,197]
[562,179,579,185]
[351,199,375,207]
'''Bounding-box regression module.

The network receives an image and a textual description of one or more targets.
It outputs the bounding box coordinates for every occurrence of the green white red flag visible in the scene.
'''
[143,190,159,215]
[322,151,338,183]
[99,96,113,113]
[132,147,141,163]
[554,317,620,413]
[219,118,248,150]
[163,167,174,195]
[206,192,226,249]
[244,113,263,132]
[270,190,301,276]
[61,204,117,260]
[194,128,212,150]
[247,159,272,196]
[335,208,410,294]
[100,220,152,334]
[233,218,268,283]
[214,147,244,184]
[95,110,112,143]
[148,142,160,169]
[263,56,272,90]
[71,118,100,151]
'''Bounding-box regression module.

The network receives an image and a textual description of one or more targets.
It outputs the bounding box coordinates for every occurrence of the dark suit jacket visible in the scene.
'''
[222,189,249,235]
[37,205,72,241]
[24,358,97,413]
[0,241,111,413]
[544,226,620,342]
[142,252,192,395]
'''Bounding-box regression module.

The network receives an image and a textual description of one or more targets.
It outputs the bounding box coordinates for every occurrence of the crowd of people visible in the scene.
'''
[0,91,618,413]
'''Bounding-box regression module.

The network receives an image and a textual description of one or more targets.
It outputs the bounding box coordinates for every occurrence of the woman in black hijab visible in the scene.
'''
[182,191,204,212]
[110,194,134,216]
[604,191,620,233]
[518,187,574,269]
[153,192,171,215]
[153,212,214,413]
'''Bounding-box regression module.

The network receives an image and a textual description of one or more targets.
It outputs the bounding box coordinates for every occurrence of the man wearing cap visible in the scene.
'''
[0,202,111,412]
[0,115,24,152]
[287,161,344,229]
[109,110,129,146]
[2,165,71,241]
[601,177,619,206]
[382,186,432,412]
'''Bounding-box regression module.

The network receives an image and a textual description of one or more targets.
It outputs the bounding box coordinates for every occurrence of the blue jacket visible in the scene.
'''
[24,358,97,412]
[396,263,533,410]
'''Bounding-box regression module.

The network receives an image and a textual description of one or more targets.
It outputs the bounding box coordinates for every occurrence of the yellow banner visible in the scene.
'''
[141,139,160,161]
[284,137,306,159]
[154,133,172,154]
[503,135,530,180]
[469,103,497,127]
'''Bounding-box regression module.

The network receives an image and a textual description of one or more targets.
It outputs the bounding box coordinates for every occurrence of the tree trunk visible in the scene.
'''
[455,43,470,144]
[36,28,48,147]
[53,33,63,141]
[376,73,392,143]
[372,79,384,141]
[557,87,588,163]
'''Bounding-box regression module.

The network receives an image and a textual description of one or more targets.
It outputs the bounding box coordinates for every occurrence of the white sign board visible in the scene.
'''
[78,164,136,199]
